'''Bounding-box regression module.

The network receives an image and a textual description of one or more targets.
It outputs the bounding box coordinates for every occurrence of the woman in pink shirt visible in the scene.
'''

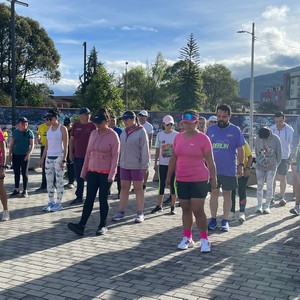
[68,108,120,236]
[166,110,217,253]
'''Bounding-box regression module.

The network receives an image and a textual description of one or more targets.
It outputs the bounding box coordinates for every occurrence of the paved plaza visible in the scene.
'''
[0,153,299,300]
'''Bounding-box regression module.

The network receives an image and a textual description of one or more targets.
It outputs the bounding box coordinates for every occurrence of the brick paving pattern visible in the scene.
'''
[0,157,299,299]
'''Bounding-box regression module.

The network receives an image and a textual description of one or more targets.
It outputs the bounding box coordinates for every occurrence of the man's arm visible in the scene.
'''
[69,136,74,161]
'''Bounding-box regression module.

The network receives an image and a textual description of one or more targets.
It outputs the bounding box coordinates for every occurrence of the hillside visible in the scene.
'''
[239,66,300,101]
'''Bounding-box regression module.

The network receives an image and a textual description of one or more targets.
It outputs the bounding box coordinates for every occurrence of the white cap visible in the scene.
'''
[162,115,174,124]
[138,110,148,117]
[208,115,217,122]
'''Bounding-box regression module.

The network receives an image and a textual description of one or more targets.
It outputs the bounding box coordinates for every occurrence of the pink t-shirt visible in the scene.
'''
[173,131,212,182]
[0,129,4,163]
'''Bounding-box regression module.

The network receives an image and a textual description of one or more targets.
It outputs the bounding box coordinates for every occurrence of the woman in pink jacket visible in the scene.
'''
[67,108,120,236]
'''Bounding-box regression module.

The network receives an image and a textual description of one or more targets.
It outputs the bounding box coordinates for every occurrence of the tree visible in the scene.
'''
[16,79,53,107]
[0,3,60,105]
[118,52,168,110]
[172,33,205,110]
[202,64,239,112]
[76,63,124,116]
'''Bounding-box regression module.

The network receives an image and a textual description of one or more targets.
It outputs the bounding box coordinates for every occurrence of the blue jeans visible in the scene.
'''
[74,157,85,200]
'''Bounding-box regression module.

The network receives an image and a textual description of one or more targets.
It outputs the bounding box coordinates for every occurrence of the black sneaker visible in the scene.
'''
[96,227,108,236]
[70,198,83,206]
[67,223,84,236]
[170,206,176,215]
[10,190,20,197]
[151,206,163,214]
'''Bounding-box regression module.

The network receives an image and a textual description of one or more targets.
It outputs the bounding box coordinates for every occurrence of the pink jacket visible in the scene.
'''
[81,128,120,181]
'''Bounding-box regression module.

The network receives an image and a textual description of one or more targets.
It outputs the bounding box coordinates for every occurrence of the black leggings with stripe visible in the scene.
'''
[158,165,176,195]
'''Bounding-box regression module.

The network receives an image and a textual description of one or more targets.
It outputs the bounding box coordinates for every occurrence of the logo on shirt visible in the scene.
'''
[212,142,229,150]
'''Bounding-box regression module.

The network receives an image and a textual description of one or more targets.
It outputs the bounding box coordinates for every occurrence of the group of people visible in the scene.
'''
[1,104,300,255]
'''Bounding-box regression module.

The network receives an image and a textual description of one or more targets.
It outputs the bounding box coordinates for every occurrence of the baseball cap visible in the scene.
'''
[17,117,28,123]
[119,110,136,120]
[43,113,56,119]
[208,115,217,122]
[79,107,91,115]
[162,115,174,125]
[138,110,148,117]
[64,117,71,126]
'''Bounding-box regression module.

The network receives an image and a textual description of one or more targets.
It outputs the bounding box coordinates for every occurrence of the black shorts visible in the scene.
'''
[176,181,209,199]
[217,175,238,191]
[277,159,290,176]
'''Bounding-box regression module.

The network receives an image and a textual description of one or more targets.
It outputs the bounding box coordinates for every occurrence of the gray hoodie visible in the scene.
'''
[255,130,282,171]
[119,125,149,170]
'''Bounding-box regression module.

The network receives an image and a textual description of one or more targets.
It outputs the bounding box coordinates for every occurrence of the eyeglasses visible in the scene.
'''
[165,123,173,127]
[182,113,198,122]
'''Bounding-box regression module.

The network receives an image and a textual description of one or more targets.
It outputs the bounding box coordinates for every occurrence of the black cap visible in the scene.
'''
[43,113,56,119]
[79,107,91,115]
[17,117,28,123]
[118,110,136,121]
[93,115,107,123]
[64,117,71,126]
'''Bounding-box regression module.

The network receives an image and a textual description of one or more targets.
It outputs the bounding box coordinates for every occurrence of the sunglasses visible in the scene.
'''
[45,118,52,121]
[209,121,217,123]
[165,123,173,127]
[182,113,198,122]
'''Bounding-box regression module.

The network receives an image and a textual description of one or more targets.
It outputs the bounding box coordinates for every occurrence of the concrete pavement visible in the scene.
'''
[0,162,299,300]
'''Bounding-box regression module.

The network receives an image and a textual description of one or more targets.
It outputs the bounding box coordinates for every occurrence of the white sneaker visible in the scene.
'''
[227,212,236,221]
[2,210,10,221]
[290,206,300,216]
[200,238,211,253]
[50,203,64,212]
[263,204,270,214]
[238,212,246,223]
[135,213,144,223]
[178,236,195,250]
[42,202,54,211]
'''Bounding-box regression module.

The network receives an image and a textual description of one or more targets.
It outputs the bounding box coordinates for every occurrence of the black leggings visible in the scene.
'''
[79,172,112,228]
[158,165,176,195]
[12,154,29,190]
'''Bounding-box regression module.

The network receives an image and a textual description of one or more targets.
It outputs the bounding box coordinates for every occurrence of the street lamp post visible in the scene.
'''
[125,62,128,110]
[238,22,255,151]
[83,41,87,85]
[9,0,28,131]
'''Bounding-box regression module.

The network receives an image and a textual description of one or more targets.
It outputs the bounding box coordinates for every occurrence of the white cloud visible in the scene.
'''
[121,25,158,32]
[56,39,83,45]
[261,5,289,20]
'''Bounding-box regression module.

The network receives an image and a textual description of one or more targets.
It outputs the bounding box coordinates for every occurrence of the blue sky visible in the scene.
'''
[7,0,300,95]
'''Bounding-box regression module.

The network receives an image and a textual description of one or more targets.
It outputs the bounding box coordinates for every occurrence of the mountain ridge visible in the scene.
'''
[239,65,300,101]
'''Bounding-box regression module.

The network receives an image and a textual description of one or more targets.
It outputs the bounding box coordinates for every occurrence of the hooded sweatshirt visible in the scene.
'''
[119,125,149,170]
[255,129,282,171]
[80,128,120,181]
